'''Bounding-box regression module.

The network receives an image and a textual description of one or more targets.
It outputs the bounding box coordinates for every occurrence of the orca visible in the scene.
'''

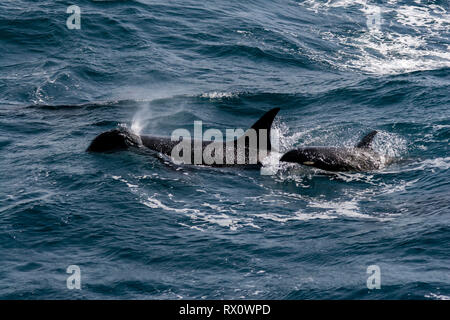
[280,131,387,172]
[87,108,280,167]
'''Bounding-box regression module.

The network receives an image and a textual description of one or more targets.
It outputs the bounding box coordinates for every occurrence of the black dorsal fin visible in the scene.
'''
[236,107,280,152]
[355,130,378,149]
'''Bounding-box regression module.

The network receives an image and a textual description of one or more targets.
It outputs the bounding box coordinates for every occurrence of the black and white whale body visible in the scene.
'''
[87,108,280,167]
[280,131,387,172]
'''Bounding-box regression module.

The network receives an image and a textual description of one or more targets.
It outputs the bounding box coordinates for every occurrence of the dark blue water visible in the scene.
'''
[0,0,449,299]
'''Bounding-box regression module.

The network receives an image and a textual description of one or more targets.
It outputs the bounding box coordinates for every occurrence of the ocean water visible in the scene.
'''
[0,0,449,299]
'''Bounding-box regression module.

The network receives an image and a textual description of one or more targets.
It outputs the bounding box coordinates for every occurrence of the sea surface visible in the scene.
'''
[0,0,449,299]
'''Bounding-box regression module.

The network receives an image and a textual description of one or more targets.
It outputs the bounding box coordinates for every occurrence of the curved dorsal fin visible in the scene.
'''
[356,130,378,149]
[236,107,280,152]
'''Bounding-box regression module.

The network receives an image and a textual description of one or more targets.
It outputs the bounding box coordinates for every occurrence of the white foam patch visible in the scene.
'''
[260,151,284,176]
[199,91,237,99]
[396,5,449,31]
[425,293,450,300]
[298,0,450,74]
[112,174,263,230]
[178,222,205,232]
[433,124,450,130]
[371,131,408,158]
[253,211,336,222]
[189,212,238,230]
[272,120,306,152]
[111,175,139,189]
[308,199,368,219]
[332,172,377,184]
[416,157,450,171]
[347,32,450,75]
[378,178,419,194]
[383,157,450,174]
[142,196,201,214]
[260,121,317,175]
[112,175,201,214]
[311,195,400,221]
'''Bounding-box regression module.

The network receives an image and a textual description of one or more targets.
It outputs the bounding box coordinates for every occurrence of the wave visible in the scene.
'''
[298,0,450,74]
